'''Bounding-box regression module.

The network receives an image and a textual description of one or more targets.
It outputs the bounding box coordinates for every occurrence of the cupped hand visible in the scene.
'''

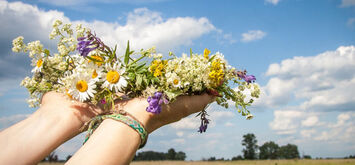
[114,93,216,133]
[39,91,215,134]
[39,91,104,131]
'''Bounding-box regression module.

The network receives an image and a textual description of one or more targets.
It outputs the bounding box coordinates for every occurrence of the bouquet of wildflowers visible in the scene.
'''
[12,20,260,133]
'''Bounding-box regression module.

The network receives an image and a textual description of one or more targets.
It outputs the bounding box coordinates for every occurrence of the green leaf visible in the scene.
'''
[135,63,146,71]
[143,75,148,85]
[124,40,130,65]
[44,49,50,56]
[209,55,216,62]
[136,74,142,87]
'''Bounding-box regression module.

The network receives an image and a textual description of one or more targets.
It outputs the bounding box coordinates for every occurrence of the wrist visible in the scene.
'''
[116,98,160,134]
[37,105,83,135]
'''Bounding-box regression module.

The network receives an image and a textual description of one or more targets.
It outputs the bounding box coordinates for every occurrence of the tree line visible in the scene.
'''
[43,133,355,162]
[133,148,186,161]
[235,133,301,160]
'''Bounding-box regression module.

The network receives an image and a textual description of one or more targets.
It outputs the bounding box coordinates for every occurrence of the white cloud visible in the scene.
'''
[315,112,355,143]
[269,110,303,134]
[261,46,355,111]
[300,129,316,138]
[36,0,170,7]
[340,0,355,7]
[265,0,281,5]
[171,115,200,130]
[241,30,267,43]
[170,109,234,130]
[224,122,234,127]
[266,45,355,147]
[301,116,319,127]
[176,131,184,137]
[0,1,217,82]
[172,138,185,144]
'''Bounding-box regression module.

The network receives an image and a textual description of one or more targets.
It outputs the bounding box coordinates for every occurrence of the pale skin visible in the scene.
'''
[0,92,215,165]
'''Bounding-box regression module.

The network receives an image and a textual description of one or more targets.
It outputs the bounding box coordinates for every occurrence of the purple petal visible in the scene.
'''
[163,97,169,104]
[154,92,162,98]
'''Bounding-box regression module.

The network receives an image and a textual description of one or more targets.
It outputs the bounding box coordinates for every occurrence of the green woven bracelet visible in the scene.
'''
[83,113,148,149]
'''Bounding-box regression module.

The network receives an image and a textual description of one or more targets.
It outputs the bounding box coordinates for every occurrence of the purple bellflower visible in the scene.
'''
[77,37,98,57]
[198,110,210,133]
[77,32,107,57]
[236,70,256,83]
[146,92,168,114]
[243,75,256,83]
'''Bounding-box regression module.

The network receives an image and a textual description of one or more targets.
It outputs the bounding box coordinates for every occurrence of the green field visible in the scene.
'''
[39,159,355,165]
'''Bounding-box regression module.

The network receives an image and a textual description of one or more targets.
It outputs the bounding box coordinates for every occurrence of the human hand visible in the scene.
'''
[114,93,216,133]
[39,91,104,133]
[66,93,215,165]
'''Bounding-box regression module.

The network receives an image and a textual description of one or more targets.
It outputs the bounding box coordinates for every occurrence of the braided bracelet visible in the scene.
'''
[83,111,148,149]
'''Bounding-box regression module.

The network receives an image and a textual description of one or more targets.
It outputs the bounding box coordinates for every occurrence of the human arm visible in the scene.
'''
[0,92,102,165]
[66,94,215,165]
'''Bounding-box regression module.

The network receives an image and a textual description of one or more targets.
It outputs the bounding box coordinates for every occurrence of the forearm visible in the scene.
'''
[0,106,82,165]
[66,119,140,165]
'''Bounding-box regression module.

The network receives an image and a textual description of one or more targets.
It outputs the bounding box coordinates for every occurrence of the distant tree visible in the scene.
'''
[133,148,186,161]
[207,157,216,161]
[259,141,279,159]
[242,133,258,160]
[167,148,177,160]
[231,155,243,160]
[175,151,186,160]
[303,155,312,159]
[278,144,300,159]
[134,151,167,160]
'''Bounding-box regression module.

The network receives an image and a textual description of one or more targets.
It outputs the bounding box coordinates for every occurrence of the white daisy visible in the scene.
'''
[86,61,103,82]
[31,54,45,73]
[102,63,127,92]
[68,73,96,102]
[166,72,181,88]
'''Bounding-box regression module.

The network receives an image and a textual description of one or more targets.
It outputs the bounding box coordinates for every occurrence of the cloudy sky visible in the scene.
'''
[0,0,355,160]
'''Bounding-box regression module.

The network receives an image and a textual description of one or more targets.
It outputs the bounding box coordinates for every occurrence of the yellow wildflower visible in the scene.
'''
[209,59,225,87]
[204,48,211,59]
[150,59,167,77]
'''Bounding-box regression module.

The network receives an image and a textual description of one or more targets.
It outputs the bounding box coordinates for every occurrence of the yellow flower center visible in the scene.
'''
[106,70,120,84]
[76,80,88,92]
[92,70,98,78]
[36,59,43,67]
[173,79,179,85]
[89,55,104,66]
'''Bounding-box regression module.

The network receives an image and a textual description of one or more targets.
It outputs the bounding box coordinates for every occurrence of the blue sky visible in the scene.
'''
[0,0,355,160]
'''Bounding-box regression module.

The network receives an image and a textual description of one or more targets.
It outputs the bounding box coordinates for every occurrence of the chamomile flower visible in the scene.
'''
[102,63,127,92]
[166,72,181,88]
[31,54,45,73]
[88,62,103,82]
[68,73,96,102]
